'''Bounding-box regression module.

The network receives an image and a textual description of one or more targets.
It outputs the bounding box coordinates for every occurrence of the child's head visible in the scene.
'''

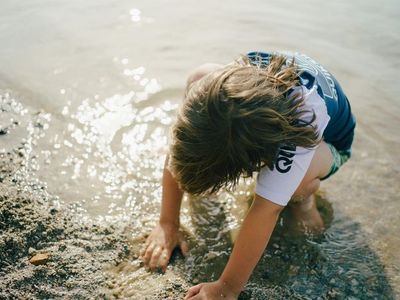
[169,55,319,195]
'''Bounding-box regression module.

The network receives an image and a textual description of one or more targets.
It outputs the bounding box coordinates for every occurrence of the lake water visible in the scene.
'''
[1,0,399,298]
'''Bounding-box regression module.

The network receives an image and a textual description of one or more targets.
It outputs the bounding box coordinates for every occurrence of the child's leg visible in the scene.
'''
[288,142,333,233]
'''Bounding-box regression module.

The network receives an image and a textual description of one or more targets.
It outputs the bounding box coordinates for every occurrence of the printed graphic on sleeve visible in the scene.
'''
[275,145,296,173]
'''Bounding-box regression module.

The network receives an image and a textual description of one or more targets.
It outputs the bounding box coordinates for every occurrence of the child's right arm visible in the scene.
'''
[141,63,223,271]
[140,155,188,272]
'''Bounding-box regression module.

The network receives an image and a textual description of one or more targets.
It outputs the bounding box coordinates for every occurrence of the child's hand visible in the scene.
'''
[184,280,239,300]
[140,223,188,272]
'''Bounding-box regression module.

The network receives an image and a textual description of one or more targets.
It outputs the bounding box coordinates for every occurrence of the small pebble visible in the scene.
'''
[172,282,182,288]
[29,253,49,265]
[28,247,37,255]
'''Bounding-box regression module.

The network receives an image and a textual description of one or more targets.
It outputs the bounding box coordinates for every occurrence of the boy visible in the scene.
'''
[140,51,355,299]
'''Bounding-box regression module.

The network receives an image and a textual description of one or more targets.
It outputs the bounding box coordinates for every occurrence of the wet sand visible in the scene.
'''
[1,89,397,299]
[1,138,396,299]
[0,93,189,299]
[0,147,126,298]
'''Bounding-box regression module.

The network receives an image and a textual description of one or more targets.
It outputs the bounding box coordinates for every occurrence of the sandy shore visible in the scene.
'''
[0,94,191,299]
[0,147,127,299]
[0,91,294,300]
[0,148,282,299]
[1,90,397,299]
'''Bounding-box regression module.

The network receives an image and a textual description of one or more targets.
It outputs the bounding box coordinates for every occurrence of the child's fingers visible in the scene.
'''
[184,284,203,300]
[141,243,155,265]
[139,237,152,257]
[192,296,204,300]
[179,239,189,257]
[159,249,171,272]
[186,295,201,300]
[139,244,148,258]
[149,246,163,270]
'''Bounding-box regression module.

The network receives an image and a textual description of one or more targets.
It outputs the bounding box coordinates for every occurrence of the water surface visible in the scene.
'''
[1,0,399,298]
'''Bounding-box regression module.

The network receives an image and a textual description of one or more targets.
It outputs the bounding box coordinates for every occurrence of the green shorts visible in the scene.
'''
[320,143,352,181]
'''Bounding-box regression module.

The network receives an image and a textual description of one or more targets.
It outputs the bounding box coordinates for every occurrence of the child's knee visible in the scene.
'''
[292,178,320,203]
[313,142,334,179]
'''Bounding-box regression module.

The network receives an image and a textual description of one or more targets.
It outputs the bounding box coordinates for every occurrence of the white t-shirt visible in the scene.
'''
[255,85,330,206]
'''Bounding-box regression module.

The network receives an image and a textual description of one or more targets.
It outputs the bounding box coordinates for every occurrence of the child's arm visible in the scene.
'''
[185,194,283,299]
[141,63,223,272]
[140,155,188,272]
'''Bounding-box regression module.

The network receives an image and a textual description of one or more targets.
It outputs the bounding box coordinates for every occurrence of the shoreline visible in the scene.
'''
[0,92,190,299]
[0,147,129,299]
[0,141,191,300]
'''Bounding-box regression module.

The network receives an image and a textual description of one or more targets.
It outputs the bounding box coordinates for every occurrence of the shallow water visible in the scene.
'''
[1,0,400,298]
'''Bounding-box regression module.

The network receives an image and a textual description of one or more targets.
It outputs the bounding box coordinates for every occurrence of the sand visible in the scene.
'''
[1,90,397,300]
[0,147,127,299]
[0,94,190,299]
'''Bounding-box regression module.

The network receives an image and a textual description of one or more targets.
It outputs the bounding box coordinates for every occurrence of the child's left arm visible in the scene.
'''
[184,194,284,300]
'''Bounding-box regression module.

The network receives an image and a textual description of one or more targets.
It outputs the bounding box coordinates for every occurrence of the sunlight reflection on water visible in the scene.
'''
[34,60,177,224]
[1,0,399,297]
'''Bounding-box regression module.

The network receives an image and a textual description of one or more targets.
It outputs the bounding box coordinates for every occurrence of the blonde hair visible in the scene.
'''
[170,55,319,195]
